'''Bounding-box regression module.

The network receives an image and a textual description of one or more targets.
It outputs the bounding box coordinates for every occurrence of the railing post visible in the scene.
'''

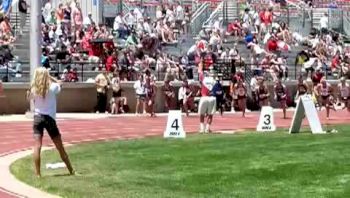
[81,63,84,82]
[287,6,290,27]
[294,62,297,80]
[302,8,305,28]
[6,65,9,82]
[311,9,313,30]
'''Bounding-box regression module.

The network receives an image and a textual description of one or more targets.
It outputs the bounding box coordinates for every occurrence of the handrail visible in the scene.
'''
[202,0,224,29]
[189,2,210,34]
[190,2,210,23]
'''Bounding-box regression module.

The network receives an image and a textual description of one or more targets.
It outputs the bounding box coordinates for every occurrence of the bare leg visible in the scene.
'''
[115,99,120,114]
[52,136,74,175]
[200,114,205,133]
[241,98,246,117]
[33,135,43,177]
[282,100,287,119]
[205,115,213,133]
[135,98,140,114]
[183,100,189,116]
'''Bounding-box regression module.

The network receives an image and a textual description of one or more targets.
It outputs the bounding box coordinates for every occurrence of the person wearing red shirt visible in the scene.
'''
[105,51,118,73]
[226,19,241,37]
[331,53,341,74]
[267,37,278,52]
[198,62,217,133]
[260,8,273,33]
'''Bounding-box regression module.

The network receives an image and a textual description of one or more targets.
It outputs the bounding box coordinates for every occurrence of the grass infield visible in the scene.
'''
[11,125,350,198]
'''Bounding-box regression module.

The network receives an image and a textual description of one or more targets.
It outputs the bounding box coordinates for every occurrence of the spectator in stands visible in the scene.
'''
[1,16,13,38]
[72,3,83,32]
[18,0,28,36]
[105,50,118,73]
[320,13,329,35]
[55,4,64,25]
[83,12,94,28]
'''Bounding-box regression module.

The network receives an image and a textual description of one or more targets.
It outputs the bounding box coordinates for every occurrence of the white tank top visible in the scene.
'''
[320,84,329,96]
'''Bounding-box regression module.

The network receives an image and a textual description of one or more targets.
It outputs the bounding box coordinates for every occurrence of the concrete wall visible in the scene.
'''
[0,81,344,115]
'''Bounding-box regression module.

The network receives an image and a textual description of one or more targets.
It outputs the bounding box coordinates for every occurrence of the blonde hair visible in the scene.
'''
[30,67,51,98]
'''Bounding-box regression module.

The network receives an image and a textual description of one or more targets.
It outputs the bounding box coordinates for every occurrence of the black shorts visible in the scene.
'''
[322,95,330,100]
[33,114,61,139]
[136,94,146,101]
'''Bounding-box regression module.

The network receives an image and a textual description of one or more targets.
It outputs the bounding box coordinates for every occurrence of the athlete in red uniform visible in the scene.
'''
[274,78,287,119]
[295,76,309,103]
[145,78,156,117]
[257,79,270,107]
[233,78,247,117]
[314,78,334,119]
[198,65,216,133]
[337,77,350,111]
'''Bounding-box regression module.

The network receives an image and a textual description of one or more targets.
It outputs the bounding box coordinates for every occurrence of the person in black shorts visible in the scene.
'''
[28,68,74,177]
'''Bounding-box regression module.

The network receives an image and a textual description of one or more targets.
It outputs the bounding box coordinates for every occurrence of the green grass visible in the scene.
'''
[11,125,350,198]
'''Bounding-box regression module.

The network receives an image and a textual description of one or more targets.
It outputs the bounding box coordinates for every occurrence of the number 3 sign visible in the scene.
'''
[257,106,276,132]
[164,110,186,138]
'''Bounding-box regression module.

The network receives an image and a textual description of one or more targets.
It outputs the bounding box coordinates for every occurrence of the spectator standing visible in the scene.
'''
[72,3,83,31]
[95,71,110,113]
[28,68,74,178]
[134,74,146,115]
[43,0,52,23]
[18,0,28,35]
[320,13,328,34]
[83,12,94,27]
[212,77,224,116]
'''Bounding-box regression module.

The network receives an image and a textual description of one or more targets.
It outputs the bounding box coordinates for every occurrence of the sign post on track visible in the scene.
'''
[289,95,324,134]
[257,106,276,132]
[164,110,186,138]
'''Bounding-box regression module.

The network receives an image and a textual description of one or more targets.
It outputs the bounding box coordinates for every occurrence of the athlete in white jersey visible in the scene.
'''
[338,77,350,111]
[198,66,217,133]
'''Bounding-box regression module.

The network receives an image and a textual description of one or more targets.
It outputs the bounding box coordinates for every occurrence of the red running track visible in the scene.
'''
[0,110,350,197]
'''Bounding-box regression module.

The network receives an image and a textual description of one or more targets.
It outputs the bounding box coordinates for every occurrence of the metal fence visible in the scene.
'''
[0,57,343,83]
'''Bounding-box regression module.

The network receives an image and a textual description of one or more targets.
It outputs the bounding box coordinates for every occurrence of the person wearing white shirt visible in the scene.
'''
[113,14,124,30]
[320,13,328,33]
[176,4,184,21]
[143,19,152,34]
[28,68,74,178]
[83,12,94,27]
[49,26,57,41]
[134,74,146,115]
[43,0,52,23]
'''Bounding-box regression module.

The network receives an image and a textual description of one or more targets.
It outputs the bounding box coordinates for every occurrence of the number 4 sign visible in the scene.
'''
[164,110,186,138]
[257,106,276,132]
